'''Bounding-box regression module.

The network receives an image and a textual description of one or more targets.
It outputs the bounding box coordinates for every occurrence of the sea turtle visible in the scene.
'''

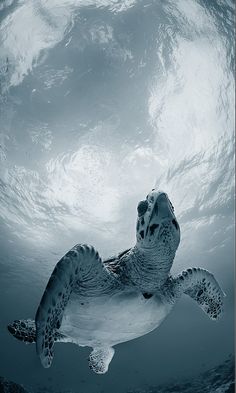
[8,189,224,374]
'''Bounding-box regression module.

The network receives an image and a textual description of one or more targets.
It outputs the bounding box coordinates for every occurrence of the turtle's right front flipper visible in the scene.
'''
[171,268,225,320]
[35,244,110,369]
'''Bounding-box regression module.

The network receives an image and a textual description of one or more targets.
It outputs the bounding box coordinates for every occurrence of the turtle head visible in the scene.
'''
[136,189,180,253]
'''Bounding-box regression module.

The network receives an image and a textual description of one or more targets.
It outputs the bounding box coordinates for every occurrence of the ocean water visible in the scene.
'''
[0,1,234,392]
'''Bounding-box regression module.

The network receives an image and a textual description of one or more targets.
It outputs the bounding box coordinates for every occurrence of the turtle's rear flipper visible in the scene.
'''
[89,347,115,374]
[8,319,36,344]
[172,268,225,320]
[8,319,68,344]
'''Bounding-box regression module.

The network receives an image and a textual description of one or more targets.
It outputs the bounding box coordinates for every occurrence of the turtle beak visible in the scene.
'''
[155,192,175,221]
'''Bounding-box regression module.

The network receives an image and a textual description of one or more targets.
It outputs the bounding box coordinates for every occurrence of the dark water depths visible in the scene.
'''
[0,0,234,392]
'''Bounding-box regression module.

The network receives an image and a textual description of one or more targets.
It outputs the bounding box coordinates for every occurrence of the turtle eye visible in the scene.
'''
[172,219,178,230]
[137,200,148,217]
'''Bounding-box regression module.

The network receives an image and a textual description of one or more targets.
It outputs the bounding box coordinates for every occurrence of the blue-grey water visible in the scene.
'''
[0,0,234,392]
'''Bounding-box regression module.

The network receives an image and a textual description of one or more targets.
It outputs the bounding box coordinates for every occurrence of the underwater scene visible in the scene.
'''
[0,0,235,392]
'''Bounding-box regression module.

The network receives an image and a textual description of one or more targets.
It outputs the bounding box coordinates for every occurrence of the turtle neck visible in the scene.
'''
[118,244,176,294]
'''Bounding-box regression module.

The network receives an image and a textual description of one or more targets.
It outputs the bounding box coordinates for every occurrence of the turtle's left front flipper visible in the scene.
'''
[171,268,225,320]
[35,244,111,368]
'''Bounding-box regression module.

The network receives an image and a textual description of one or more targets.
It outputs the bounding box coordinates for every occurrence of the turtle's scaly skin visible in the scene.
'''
[7,190,225,374]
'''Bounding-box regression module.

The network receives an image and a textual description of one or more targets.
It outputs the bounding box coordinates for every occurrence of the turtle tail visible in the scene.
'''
[7,319,68,344]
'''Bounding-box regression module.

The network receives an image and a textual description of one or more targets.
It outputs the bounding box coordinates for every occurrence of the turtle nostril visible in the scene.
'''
[137,200,148,216]
[172,219,178,230]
